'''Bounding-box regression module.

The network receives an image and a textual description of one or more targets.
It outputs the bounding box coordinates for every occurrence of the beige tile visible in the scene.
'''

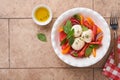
[94,69,109,80]
[118,0,120,17]
[0,19,9,68]
[94,0,118,17]
[0,69,93,80]
[10,19,71,68]
[0,0,92,18]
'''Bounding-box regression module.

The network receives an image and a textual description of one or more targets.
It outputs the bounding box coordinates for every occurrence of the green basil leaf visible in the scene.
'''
[72,53,78,57]
[60,38,67,46]
[68,36,74,46]
[37,33,47,42]
[63,20,72,34]
[85,47,92,57]
[73,14,81,20]
[89,44,99,49]
[82,25,88,31]
[67,29,74,39]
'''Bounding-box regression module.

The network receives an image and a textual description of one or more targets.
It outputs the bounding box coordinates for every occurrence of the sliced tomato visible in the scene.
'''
[59,31,67,42]
[92,48,96,57]
[68,47,74,53]
[92,24,97,41]
[86,17,94,26]
[89,41,101,45]
[97,27,102,34]
[96,32,103,42]
[70,17,80,25]
[58,27,63,32]
[70,50,79,57]
[61,42,69,50]
[83,20,92,29]
[62,45,71,54]
[78,44,89,57]
[80,15,84,25]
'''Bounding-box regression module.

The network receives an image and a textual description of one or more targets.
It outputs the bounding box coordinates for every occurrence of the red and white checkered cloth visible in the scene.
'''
[103,36,120,80]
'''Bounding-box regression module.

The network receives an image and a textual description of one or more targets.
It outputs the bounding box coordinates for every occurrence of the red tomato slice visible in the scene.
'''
[86,17,94,26]
[70,17,80,25]
[62,42,69,50]
[92,24,97,41]
[62,45,71,54]
[78,44,89,57]
[96,32,103,41]
[83,20,92,29]
[89,41,101,45]
[70,50,79,57]
[59,31,67,42]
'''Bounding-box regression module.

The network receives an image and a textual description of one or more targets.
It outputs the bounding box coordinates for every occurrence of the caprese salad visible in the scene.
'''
[59,14,103,57]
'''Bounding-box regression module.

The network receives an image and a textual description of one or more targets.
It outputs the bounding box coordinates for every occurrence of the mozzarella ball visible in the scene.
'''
[81,29,93,43]
[72,37,85,50]
[72,25,82,37]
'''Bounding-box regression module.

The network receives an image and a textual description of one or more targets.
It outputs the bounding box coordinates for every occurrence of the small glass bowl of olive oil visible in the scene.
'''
[32,5,52,26]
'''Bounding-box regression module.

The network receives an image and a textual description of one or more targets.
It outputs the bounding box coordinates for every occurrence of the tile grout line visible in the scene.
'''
[93,68,94,80]
[0,67,103,69]
[0,18,32,19]
[0,17,57,19]
[8,19,10,68]
[0,67,95,69]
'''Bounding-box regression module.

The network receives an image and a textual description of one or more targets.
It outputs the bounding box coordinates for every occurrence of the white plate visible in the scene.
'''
[51,8,111,67]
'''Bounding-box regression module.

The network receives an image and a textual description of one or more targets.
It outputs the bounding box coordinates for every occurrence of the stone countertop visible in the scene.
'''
[0,0,120,80]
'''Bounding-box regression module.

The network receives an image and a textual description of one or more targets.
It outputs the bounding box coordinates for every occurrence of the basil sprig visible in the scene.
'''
[60,20,75,46]
[67,29,74,39]
[68,36,74,46]
[85,44,99,57]
[63,20,72,34]
[85,47,93,57]
[73,14,81,20]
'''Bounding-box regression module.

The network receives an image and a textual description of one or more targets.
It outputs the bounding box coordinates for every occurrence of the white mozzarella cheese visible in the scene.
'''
[81,29,93,43]
[72,25,82,37]
[72,37,85,50]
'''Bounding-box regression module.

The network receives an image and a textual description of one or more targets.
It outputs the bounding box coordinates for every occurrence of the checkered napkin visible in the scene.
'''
[103,36,120,80]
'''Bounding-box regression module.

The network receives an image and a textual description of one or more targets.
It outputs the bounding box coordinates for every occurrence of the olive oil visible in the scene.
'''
[34,7,49,22]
